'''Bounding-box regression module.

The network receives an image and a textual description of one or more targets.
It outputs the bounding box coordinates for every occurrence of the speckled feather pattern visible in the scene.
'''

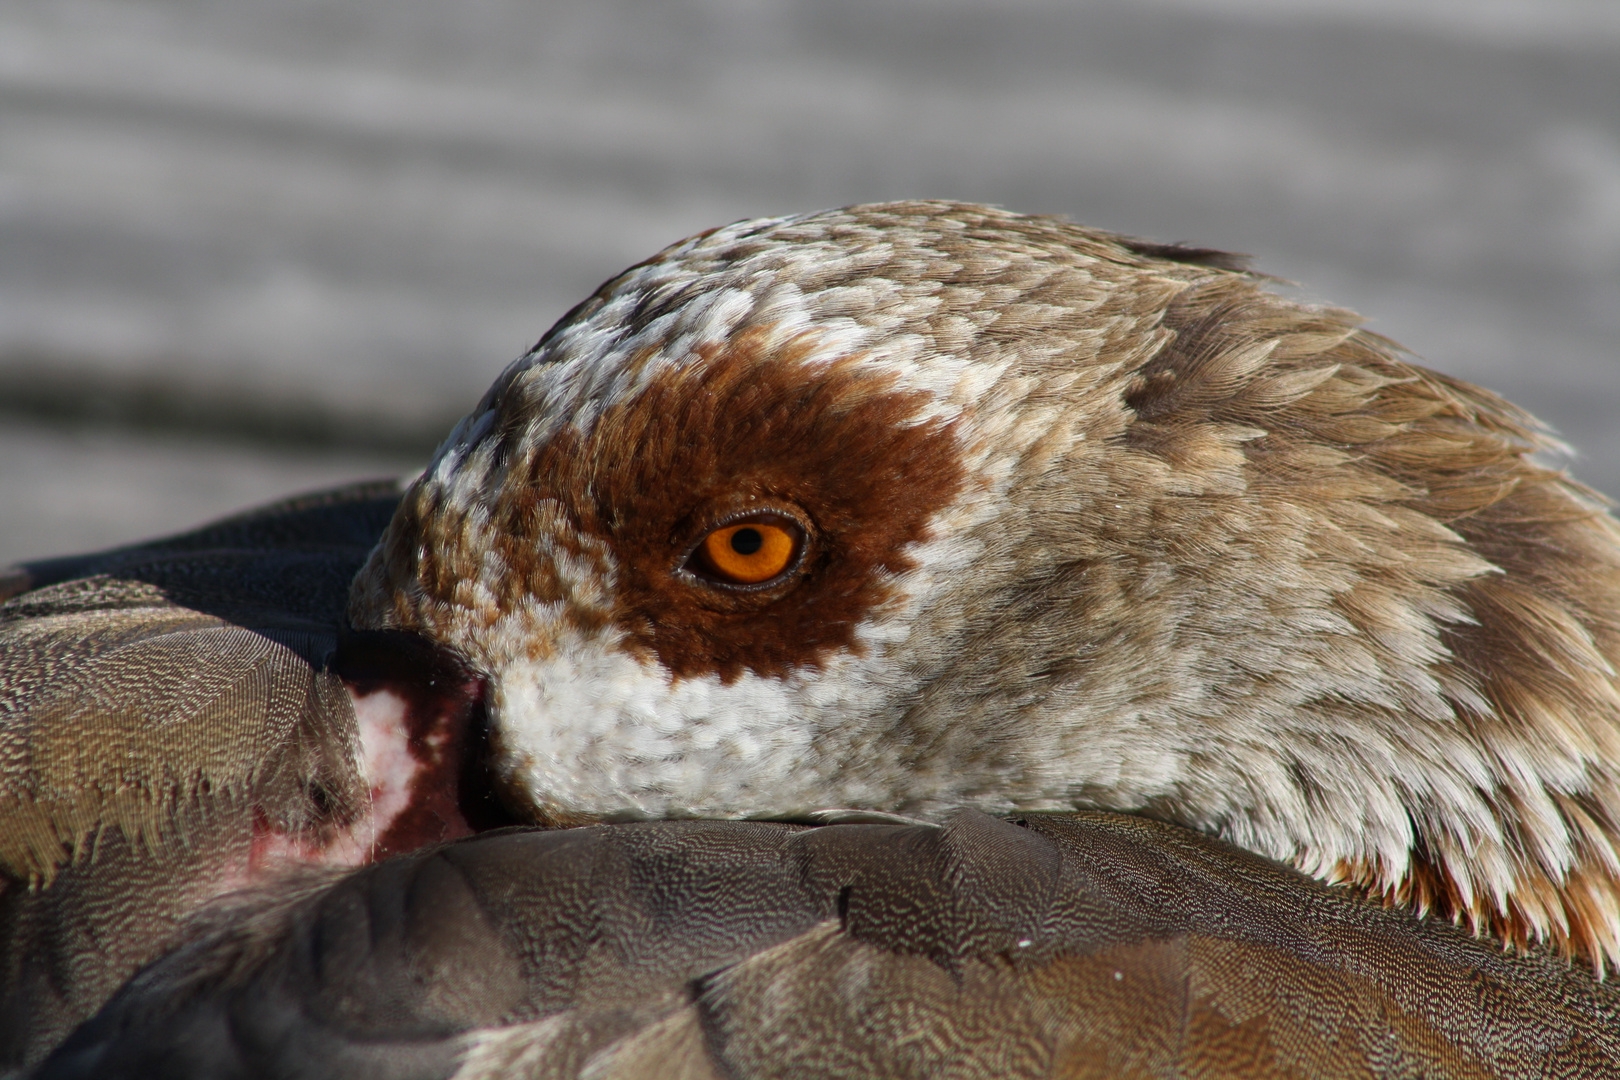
[42,814,1620,1079]
[351,202,1620,967]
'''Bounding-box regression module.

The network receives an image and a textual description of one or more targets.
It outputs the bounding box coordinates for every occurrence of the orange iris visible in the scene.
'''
[699,521,798,585]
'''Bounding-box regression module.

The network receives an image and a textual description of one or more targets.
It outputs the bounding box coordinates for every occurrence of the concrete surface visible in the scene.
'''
[2,0,1616,562]
[0,418,414,561]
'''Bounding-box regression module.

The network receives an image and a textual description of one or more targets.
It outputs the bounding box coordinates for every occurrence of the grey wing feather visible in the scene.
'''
[38,812,1620,1079]
[1,597,360,881]
[0,480,400,1068]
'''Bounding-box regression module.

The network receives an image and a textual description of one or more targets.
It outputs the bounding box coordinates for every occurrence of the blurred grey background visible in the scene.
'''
[3,0,1617,563]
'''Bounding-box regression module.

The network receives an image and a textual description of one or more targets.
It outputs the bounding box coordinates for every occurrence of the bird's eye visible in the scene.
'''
[688,516,805,587]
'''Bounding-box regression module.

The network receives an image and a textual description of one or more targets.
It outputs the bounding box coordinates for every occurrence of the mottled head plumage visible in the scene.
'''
[350,200,1620,969]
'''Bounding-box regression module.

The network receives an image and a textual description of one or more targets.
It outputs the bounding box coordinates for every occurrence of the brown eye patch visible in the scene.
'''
[687,513,806,588]
[492,323,969,683]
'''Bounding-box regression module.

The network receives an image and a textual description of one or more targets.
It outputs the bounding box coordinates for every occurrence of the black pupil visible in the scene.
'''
[730,527,764,556]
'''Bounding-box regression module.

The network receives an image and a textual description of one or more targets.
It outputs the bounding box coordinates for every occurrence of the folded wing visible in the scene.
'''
[0,482,400,1065]
[40,812,1620,1080]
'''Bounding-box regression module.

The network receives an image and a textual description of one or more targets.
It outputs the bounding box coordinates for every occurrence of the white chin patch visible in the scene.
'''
[490,644,833,818]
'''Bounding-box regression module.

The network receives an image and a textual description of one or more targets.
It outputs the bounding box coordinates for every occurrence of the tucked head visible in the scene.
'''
[349,201,1620,966]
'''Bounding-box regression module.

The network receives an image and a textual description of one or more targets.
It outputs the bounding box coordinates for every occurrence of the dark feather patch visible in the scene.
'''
[1116,236,1253,273]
